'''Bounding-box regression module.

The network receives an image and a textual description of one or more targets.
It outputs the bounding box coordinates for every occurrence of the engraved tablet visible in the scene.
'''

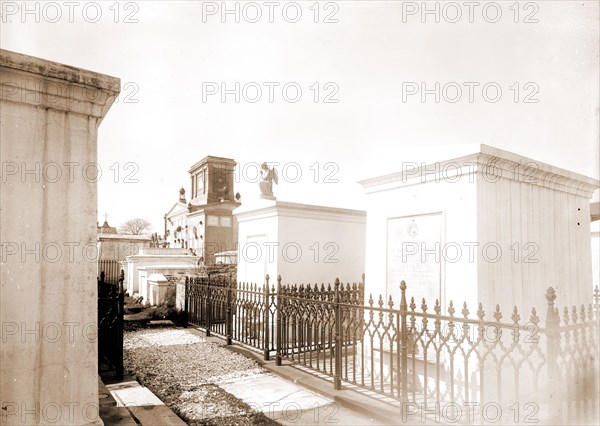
[386,213,442,305]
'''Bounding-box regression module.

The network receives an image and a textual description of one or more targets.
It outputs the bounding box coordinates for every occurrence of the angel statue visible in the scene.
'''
[259,162,278,199]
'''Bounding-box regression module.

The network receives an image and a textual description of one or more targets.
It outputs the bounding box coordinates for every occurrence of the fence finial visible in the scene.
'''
[461,302,469,319]
[400,281,407,312]
[546,287,557,305]
[477,303,485,320]
[335,277,340,288]
[511,306,520,324]
[529,307,540,325]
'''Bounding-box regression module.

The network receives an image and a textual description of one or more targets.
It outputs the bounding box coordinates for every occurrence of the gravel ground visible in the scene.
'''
[123,327,279,425]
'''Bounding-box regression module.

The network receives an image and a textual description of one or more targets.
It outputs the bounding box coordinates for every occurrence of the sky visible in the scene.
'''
[1,0,599,233]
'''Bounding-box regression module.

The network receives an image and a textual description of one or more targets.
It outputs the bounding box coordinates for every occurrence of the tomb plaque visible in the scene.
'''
[386,213,442,305]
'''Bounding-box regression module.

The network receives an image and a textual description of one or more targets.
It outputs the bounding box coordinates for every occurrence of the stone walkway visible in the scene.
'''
[220,372,377,425]
[105,380,187,425]
[117,326,382,425]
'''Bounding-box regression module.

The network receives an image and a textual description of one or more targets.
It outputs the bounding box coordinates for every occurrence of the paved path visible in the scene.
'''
[105,326,399,425]
[220,371,378,425]
[105,380,187,425]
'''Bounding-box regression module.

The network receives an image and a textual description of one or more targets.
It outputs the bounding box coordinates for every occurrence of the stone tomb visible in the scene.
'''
[123,248,198,305]
[234,199,366,285]
[359,144,599,318]
[0,49,119,425]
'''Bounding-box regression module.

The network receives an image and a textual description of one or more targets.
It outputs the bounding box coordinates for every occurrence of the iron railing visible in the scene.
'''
[98,270,124,380]
[182,275,599,423]
[185,274,278,358]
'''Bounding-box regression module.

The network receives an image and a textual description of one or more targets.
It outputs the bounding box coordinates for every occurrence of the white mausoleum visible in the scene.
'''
[234,199,366,286]
[359,144,599,318]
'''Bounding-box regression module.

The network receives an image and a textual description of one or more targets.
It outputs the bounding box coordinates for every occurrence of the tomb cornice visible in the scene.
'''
[0,49,120,120]
[475,152,599,198]
[359,144,598,198]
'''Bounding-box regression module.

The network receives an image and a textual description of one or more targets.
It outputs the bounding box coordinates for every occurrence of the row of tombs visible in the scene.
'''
[121,147,599,323]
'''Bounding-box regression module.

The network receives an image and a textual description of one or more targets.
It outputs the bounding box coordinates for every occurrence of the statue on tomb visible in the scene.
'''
[259,162,278,199]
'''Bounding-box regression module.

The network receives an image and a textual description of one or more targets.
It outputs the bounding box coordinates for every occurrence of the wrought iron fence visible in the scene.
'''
[276,279,364,389]
[185,274,277,359]
[98,270,124,380]
[183,275,599,424]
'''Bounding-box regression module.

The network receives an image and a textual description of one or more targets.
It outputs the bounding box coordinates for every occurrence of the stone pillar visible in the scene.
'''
[175,281,187,312]
[1,50,119,425]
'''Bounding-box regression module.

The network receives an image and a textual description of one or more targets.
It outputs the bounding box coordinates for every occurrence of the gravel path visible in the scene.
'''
[123,327,278,425]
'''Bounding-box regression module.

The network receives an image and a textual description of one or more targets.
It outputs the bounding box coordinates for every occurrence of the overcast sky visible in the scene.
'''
[2,0,598,233]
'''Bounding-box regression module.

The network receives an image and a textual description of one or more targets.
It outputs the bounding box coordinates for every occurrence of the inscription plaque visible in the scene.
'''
[386,213,442,305]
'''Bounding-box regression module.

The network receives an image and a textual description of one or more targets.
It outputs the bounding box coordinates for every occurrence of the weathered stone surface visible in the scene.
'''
[1,49,119,425]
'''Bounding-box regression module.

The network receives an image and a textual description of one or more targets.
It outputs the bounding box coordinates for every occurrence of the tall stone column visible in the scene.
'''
[1,50,120,425]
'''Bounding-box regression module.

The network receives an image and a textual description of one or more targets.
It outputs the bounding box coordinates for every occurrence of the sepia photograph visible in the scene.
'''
[0,1,599,425]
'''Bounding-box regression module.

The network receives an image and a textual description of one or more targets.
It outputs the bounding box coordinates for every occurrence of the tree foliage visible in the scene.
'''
[119,218,152,235]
